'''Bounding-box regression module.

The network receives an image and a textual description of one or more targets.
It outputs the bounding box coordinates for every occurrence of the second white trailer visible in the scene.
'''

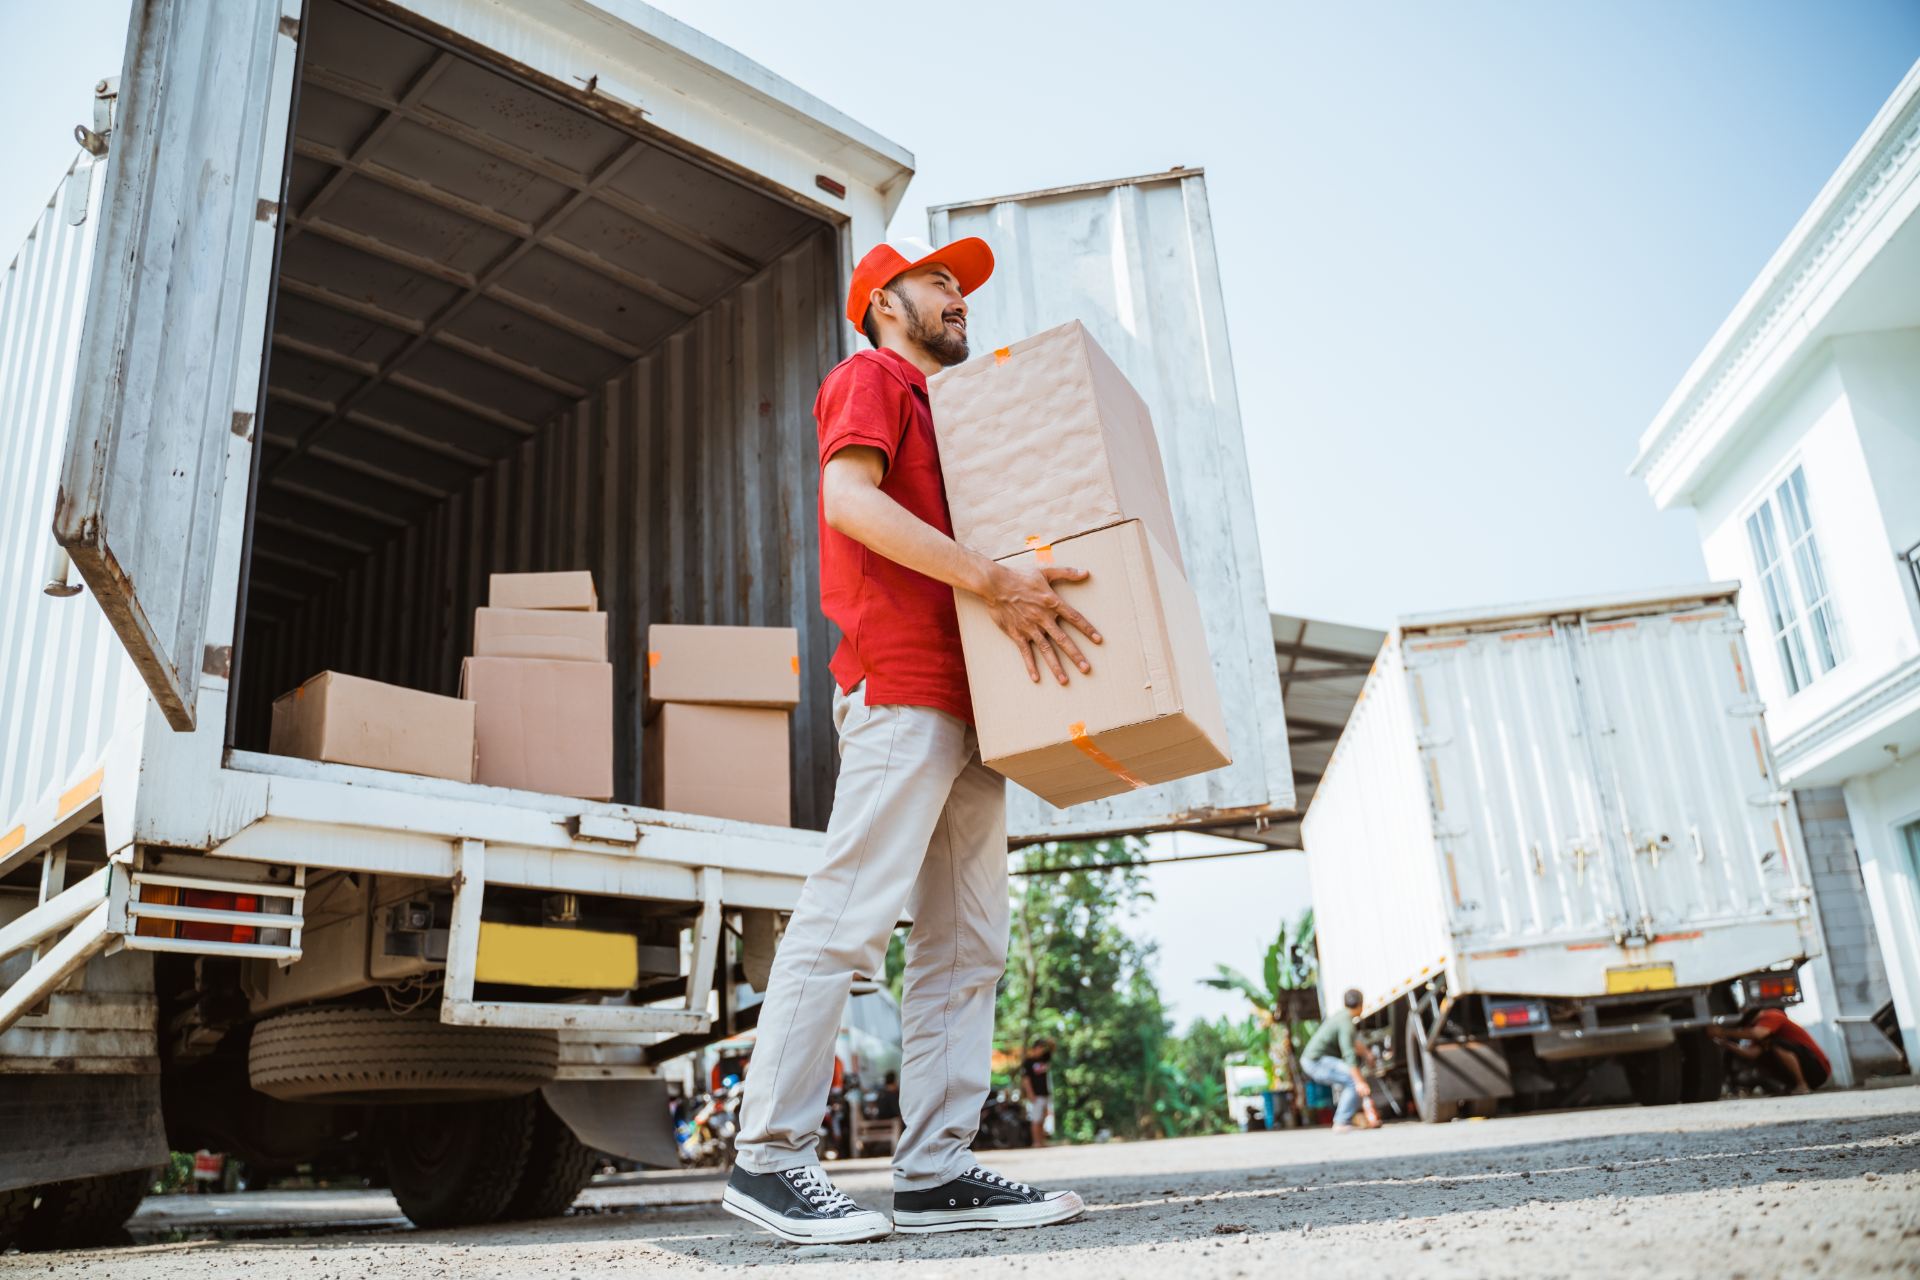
[1304,584,1827,1121]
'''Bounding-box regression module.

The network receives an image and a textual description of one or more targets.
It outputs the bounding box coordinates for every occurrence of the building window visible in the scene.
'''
[1745,465,1845,695]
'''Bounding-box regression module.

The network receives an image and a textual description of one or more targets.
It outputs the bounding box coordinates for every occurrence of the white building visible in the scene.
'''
[1632,60,1920,1080]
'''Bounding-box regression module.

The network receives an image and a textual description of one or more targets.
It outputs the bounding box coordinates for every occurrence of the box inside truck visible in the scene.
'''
[232,0,845,828]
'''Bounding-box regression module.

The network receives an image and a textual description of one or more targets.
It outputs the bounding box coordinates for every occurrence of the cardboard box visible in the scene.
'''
[461,657,614,800]
[488,570,598,611]
[646,624,800,710]
[928,319,1184,567]
[473,607,609,662]
[269,672,475,783]
[953,519,1228,808]
[644,704,790,826]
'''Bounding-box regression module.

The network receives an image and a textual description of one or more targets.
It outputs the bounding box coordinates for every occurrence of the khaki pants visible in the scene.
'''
[732,681,1008,1190]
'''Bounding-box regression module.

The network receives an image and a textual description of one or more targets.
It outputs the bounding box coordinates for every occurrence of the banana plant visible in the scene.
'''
[1200,909,1318,1124]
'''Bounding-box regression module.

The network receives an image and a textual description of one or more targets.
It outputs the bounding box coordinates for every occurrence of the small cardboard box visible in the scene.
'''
[928,319,1184,567]
[644,704,791,826]
[461,657,614,800]
[646,624,801,710]
[488,570,598,611]
[953,519,1228,808]
[473,607,609,662]
[269,672,475,783]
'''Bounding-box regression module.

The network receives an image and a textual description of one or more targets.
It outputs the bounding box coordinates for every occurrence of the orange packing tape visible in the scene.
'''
[1025,535,1053,565]
[1069,721,1147,790]
[993,347,1011,365]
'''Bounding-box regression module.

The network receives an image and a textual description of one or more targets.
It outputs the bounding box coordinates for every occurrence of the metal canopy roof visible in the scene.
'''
[1211,612,1385,850]
[250,0,828,614]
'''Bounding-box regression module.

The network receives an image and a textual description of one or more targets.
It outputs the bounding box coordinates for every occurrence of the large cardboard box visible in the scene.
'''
[461,657,614,800]
[269,672,475,783]
[473,607,609,662]
[646,624,800,711]
[644,704,790,826]
[488,570,598,611]
[928,319,1184,567]
[953,519,1228,808]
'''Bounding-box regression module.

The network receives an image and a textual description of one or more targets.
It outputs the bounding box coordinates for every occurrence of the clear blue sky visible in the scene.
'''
[5,2,1915,1026]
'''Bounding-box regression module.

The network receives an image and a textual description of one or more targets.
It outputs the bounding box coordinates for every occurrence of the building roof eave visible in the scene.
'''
[1630,59,1920,508]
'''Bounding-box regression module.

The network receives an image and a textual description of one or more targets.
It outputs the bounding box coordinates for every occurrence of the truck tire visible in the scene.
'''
[249,1008,558,1103]
[379,1098,536,1229]
[0,1185,36,1250]
[1406,1032,1460,1124]
[1678,1031,1726,1104]
[15,1168,152,1251]
[500,1094,599,1221]
[1623,1042,1684,1106]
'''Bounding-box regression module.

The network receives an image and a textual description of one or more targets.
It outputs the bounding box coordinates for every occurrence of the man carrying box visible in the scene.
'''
[725,238,1098,1243]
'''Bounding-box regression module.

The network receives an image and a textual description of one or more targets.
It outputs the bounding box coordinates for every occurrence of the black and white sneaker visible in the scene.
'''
[892,1164,1085,1233]
[722,1164,892,1244]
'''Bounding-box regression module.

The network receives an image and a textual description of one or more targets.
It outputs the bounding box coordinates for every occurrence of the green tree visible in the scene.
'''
[995,839,1167,1143]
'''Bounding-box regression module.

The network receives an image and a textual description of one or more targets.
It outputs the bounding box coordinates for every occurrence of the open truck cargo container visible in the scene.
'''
[1303,584,1829,1123]
[0,0,1291,1240]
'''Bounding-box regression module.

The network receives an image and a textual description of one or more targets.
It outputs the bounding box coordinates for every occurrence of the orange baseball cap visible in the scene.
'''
[845,235,994,329]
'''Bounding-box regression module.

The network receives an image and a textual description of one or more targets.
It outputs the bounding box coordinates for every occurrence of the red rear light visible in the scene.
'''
[180,889,259,944]
[1739,972,1800,1005]
[1488,999,1550,1032]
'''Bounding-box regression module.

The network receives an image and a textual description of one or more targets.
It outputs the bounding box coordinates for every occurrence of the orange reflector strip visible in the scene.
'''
[0,826,22,861]
[993,347,1011,365]
[1566,941,1610,951]
[58,767,104,818]
[1773,819,1792,878]
[1501,630,1552,642]
[1068,722,1147,790]
[1410,638,1469,651]
[1751,728,1768,778]
[1590,621,1639,632]
[1653,930,1704,944]
[1730,642,1748,693]
[1670,610,1725,623]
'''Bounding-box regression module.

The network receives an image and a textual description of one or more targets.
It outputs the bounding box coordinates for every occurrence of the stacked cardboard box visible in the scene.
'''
[929,319,1230,808]
[269,671,476,782]
[643,624,799,826]
[462,571,614,800]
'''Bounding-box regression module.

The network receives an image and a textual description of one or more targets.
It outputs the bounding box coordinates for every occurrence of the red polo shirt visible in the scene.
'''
[815,347,972,725]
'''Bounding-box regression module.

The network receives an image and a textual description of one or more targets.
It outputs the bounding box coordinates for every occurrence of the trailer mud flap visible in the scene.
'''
[542,1078,677,1169]
[0,1073,166,1193]
[1431,1040,1515,1103]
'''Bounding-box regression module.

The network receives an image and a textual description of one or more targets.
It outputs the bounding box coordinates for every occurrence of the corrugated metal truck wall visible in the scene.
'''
[239,226,843,828]
[0,162,143,835]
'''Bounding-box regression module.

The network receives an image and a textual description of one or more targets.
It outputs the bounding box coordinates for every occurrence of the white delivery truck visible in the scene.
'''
[1303,585,1822,1123]
[0,0,1292,1247]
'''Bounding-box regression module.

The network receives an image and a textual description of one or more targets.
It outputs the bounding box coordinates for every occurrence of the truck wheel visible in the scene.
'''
[1406,1032,1460,1124]
[0,1186,36,1250]
[1678,1031,1725,1104]
[1623,1042,1684,1106]
[499,1094,598,1221]
[249,1008,558,1103]
[16,1168,152,1251]
[379,1098,536,1229]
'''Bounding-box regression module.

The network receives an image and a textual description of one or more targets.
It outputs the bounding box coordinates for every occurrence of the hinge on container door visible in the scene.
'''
[64,76,118,227]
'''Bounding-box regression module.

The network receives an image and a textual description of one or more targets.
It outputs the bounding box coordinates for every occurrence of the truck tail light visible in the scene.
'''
[1487,998,1551,1035]
[135,885,260,944]
[1734,971,1800,1007]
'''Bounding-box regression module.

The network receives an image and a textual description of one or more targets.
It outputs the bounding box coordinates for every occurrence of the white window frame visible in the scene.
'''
[1744,461,1846,696]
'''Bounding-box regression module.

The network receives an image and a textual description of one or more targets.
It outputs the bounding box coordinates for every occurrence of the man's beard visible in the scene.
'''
[900,293,969,366]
